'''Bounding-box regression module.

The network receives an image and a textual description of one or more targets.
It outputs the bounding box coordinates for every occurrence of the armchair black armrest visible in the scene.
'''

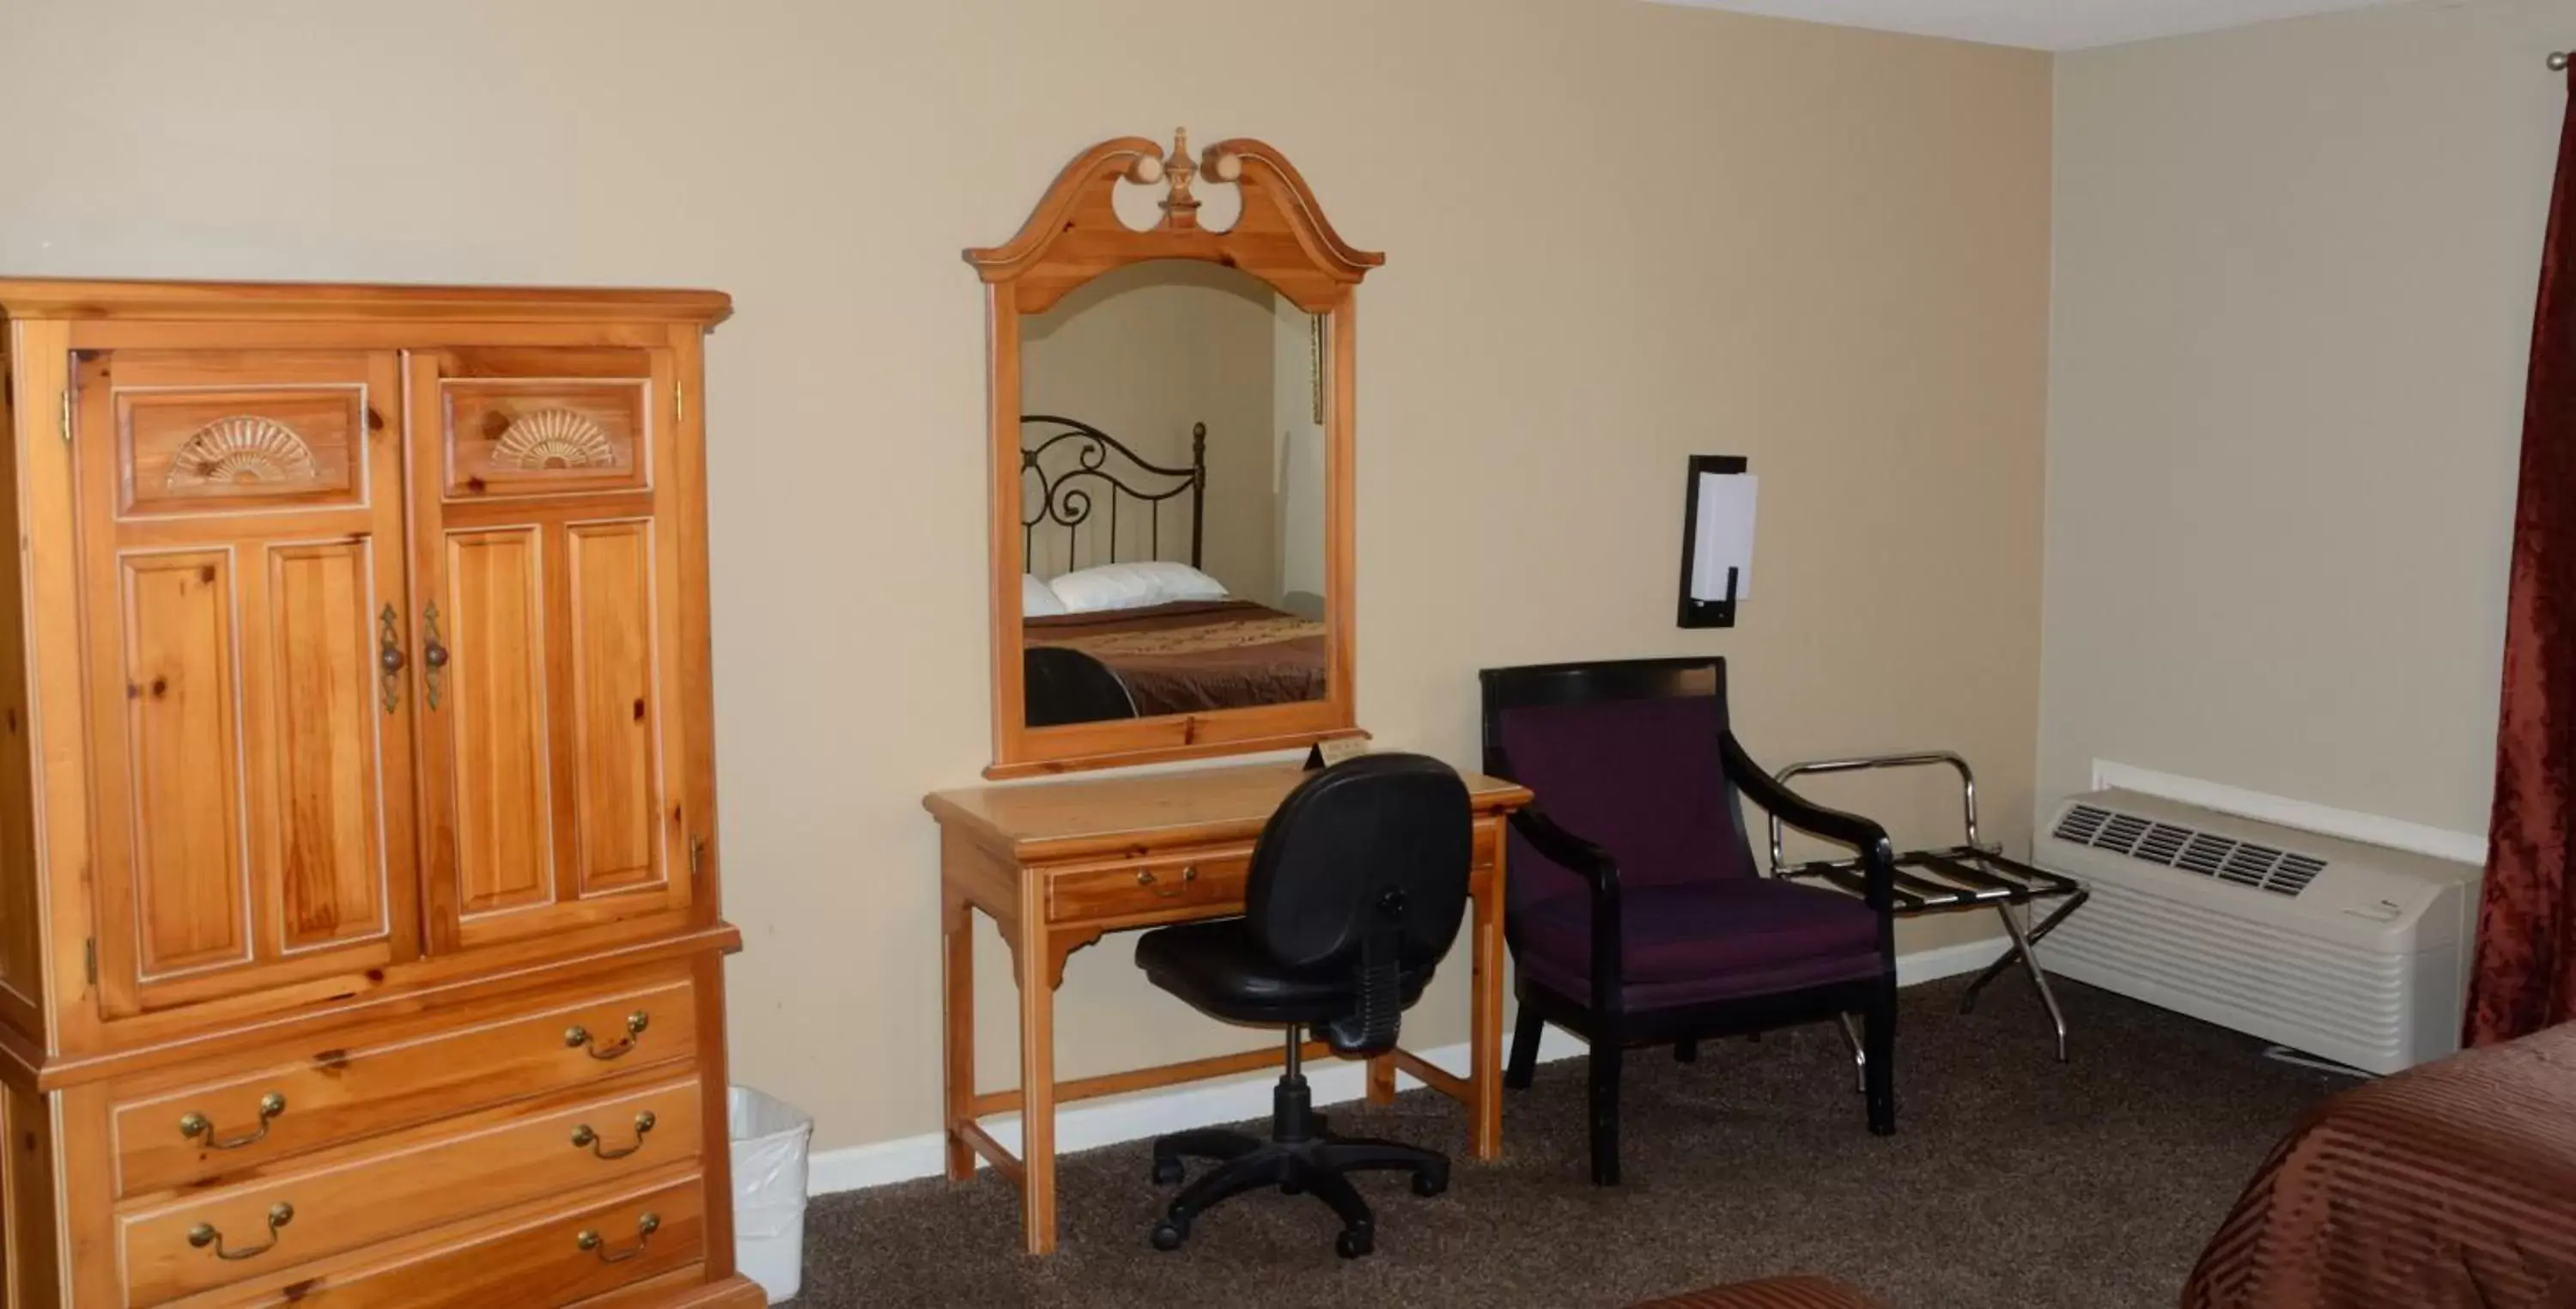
[1721,733,1899,917]
[1509,807,1619,888]
[1506,806,1628,1011]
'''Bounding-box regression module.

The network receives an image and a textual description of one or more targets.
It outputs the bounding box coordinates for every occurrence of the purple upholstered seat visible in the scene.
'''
[1497,691,1879,1004]
[1516,881,1880,999]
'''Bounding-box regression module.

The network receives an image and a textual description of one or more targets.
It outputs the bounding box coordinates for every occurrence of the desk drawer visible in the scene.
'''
[1049,849,1251,922]
[161,1174,705,1309]
[112,977,700,1199]
[119,1077,702,1305]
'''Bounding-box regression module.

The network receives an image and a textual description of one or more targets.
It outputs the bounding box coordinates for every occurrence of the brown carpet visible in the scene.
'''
[792,977,2343,1308]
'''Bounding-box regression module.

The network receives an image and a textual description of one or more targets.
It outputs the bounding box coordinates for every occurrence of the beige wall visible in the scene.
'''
[2043,0,2567,838]
[0,0,2050,1153]
[1022,260,1285,600]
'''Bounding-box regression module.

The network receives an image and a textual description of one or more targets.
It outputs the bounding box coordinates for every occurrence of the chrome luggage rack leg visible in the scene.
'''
[1766,752,2087,1064]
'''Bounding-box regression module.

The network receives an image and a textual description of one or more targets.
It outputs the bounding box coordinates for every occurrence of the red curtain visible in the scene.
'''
[2470,69,2576,1046]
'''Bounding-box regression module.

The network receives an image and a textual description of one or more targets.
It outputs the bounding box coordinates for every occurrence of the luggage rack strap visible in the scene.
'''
[1785,845,2079,913]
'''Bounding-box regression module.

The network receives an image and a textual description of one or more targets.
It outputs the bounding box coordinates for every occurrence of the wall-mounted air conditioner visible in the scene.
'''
[2034,788,2481,1075]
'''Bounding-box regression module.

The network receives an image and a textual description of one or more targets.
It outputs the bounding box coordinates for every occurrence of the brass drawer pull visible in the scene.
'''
[179,1093,287,1151]
[188,1202,294,1263]
[1135,864,1200,898]
[564,1011,650,1060]
[571,1111,658,1160]
[577,1212,661,1264]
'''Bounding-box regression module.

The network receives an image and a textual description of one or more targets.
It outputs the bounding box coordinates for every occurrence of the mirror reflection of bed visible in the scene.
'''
[1018,259,1329,728]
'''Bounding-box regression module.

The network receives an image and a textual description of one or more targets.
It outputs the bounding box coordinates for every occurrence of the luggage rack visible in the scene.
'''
[1767,752,2087,1062]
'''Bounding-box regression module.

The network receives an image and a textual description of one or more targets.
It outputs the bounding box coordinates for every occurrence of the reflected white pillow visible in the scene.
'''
[1048,563,1230,613]
[1021,573,1069,618]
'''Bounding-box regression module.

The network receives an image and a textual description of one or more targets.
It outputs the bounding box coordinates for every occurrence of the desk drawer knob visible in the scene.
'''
[179,1093,287,1150]
[571,1111,658,1160]
[1136,865,1200,898]
[188,1203,294,1263]
[564,1011,651,1060]
[577,1212,661,1264]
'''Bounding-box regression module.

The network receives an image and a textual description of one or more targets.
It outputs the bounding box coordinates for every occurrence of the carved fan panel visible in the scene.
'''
[120,387,365,515]
[444,379,648,497]
[167,417,318,487]
[494,409,619,471]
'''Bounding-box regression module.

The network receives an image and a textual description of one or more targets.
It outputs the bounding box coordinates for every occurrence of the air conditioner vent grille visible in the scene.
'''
[2057,804,2111,845]
[2049,803,2326,898]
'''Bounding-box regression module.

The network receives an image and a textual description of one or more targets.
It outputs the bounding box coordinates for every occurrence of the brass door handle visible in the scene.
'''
[179,1092,287,1151]
[188,1203,294,1262]
[571,1111,658,1160]
[1136,865,1200,898]
[564,1011,650,1060]
[421,602,448,709]
[577,1212,660,1264]
[376,606,405,713]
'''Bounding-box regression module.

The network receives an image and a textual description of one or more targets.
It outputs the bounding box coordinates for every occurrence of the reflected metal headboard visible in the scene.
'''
[1021,414,1206,574]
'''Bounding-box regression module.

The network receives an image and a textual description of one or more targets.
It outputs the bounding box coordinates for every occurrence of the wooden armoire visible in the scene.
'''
[0,279,757,1308]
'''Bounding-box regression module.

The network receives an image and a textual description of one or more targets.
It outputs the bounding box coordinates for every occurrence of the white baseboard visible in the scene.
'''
[1893,934,2009,986]
[2089,759,2487,866]
[805,937,2008,1198]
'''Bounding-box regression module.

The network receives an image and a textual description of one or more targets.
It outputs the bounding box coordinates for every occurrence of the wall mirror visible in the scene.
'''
[968,131,1381,776]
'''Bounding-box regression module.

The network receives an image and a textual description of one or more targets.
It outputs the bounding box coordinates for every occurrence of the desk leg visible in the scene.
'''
[1469,824,1508,1160]
[1016,887,1059,1255]
[1365,1051,1397,1105]
[941,884,975,1183]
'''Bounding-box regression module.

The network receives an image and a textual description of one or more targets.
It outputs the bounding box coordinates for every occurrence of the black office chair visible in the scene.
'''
[1133,753,1473,1258]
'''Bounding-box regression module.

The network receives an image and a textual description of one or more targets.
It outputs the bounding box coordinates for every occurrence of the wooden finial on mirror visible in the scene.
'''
[1157,128,1201,226]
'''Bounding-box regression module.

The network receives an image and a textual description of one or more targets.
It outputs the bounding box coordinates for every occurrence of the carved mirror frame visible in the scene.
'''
[969,131,1382,778]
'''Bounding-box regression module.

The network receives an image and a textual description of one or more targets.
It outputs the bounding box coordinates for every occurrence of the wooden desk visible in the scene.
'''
[924,761,1533,1254]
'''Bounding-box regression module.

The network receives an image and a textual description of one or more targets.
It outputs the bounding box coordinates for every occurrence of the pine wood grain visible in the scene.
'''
[5,281,743,1307]
[157,1168,705,1308]
[0,279,730,326]
[120,1075,702,1303]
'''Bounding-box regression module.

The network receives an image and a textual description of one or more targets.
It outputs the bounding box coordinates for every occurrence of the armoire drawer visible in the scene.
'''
[160,1173,705,1309]
[1048,848,1252,922]
[118,1077,703,1305]
[112,977,701,1199]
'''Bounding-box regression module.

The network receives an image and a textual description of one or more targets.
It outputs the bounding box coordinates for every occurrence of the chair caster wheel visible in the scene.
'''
[1151,1220,1187,1251]
[1413,1167,1449,1197]
[1336,1228,1374,1259]
[1151,1156,1184,1185]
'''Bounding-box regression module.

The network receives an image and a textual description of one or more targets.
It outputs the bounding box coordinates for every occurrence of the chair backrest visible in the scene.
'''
[1023,646,1137,727]
[1244,753,1473,1053]
[1479,658,1758,916]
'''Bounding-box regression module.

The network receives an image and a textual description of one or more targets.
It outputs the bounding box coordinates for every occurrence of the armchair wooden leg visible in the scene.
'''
[1504,1008,1544,1090]
[1863,982,1898,1137]
[1673,1038,1698,1064]
[1588,1041,1624,1186]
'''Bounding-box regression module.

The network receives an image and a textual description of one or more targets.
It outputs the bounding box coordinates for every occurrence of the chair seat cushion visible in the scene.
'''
[1516,879,1879,985]
[1137,918,1437,1026]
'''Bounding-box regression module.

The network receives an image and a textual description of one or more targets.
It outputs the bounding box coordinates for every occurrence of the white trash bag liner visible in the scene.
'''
[730,1086,815,1304]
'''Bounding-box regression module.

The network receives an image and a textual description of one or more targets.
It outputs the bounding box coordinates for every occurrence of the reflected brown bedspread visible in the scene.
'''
[2182,1022,2576,1309]
[1025,599,1325,716]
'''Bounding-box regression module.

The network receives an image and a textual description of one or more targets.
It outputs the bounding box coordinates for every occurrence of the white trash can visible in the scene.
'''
[730,1087,814,1305]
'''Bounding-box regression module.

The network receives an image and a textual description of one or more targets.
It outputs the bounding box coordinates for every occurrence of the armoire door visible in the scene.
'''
[73,348,421,1015]
[406,347,695,951]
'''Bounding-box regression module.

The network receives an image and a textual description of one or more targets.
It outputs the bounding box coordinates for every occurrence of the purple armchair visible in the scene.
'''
[1481,658,1899,1184]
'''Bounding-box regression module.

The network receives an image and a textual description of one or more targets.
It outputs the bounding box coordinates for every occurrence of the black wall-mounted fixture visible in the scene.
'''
[1677,454,1752,630]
